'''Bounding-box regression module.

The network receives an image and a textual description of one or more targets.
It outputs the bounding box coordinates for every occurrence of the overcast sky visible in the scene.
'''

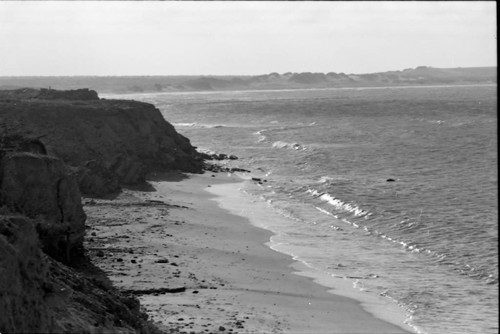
[0,1,496,76]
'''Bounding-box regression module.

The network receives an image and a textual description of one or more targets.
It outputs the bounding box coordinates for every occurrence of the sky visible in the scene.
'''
[0,1,496,76]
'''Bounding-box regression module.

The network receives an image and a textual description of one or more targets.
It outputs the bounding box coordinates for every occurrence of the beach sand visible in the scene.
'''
[84,172,413,334]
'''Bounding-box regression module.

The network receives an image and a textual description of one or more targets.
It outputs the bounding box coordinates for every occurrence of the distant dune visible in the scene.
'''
[0,66,496,94]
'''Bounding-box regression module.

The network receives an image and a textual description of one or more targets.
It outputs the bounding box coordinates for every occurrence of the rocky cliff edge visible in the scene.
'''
[0,88,204,197]
[0,88,203,333]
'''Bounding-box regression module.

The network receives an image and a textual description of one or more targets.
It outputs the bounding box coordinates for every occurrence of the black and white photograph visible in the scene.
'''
[0,1,497,334]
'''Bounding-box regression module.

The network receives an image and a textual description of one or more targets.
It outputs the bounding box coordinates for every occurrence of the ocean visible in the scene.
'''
[107,84,498,334]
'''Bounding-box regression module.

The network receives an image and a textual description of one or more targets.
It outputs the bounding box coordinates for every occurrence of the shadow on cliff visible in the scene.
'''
[0,88,205,199]
[121,171,192,193]
[0,118,166,333]
[71,254,115,290]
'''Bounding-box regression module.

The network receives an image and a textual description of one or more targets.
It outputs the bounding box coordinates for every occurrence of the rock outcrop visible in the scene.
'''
[0,88,204,197]
[0,89,207,333]
[0,215,54,332]
[36,88,99,101]
[0,133,162,333]
[0,214,162,334]
[0,152,86,262]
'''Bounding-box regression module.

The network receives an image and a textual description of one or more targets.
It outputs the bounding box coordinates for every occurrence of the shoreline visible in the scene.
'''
[207,178,415,333]
[101,82,496,99]
[84,171,413,333]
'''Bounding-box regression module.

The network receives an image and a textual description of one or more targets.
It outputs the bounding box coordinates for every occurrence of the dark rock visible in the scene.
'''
[201,152,238,161]
[0,89,204,196]
[146,199,165,204]
[124,286,186,295]
[36,88,100,101]
[386,178,396,182]
[229,167,251,173]
[155,259,169,264]
[0,215,54,332]
[1,215,161,333]
[251,178,262,182]
[72,160,121,198]
[0,152,86,263]
[0,91,190,333]
[0,134,47,156]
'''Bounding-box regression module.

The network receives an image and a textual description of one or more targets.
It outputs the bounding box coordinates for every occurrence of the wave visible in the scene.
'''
[316,175,353,184]
[306,189,370,217]
[173,122,224,129]
[254,123,315,146]
[306,188,498,285]
[318,176,335,183]
[272,141,305,150]
[254,130,267,143]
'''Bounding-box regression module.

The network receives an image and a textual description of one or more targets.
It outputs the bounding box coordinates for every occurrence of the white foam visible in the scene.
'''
[254,129,267,142]
[307,189,369,217]
[318,175,334,183]
[172,122,224,129]
[172,122,197,127]
[207,181,416,333]
[272,140,304,150]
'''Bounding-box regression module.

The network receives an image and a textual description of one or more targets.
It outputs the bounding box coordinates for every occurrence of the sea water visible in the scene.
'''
[106,84,498,334]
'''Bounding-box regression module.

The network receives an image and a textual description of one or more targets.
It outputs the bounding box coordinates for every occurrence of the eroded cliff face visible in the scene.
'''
[0,215,54,333]
[0,88,206,333]
[0,89,203,197]
[0,215,161,334]
[0,88,198,332]
[0,152,86,262]
[0,128,161,333]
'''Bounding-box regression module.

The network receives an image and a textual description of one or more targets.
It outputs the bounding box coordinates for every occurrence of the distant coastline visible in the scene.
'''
[0,66,496,94]
[103,82,498,99]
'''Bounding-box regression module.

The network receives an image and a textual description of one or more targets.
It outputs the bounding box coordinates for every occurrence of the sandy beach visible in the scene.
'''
[83,172,413,334]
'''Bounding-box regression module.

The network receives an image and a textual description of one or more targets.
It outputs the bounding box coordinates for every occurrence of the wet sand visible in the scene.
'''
[84,172,413,333]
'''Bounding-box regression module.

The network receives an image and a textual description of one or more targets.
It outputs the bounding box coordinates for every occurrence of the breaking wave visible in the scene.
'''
[272,141,305,150]
[173,122,224,129]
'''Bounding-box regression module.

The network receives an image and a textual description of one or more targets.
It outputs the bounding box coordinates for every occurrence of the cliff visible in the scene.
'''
[0,89,208,333]
[0,152,86,263]
[0,214,161,333]
[0,88,204,197]
[0,150,161,333]
[0,95,181,332]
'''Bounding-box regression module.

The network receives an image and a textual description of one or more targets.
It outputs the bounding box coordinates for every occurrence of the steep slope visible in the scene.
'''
[0,152,86,262]
[0,214,162,334]
[0,130,163,333]
[0,88,204,197]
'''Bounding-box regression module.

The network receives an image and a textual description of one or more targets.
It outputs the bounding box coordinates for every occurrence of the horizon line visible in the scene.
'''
[0,65,497,78]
